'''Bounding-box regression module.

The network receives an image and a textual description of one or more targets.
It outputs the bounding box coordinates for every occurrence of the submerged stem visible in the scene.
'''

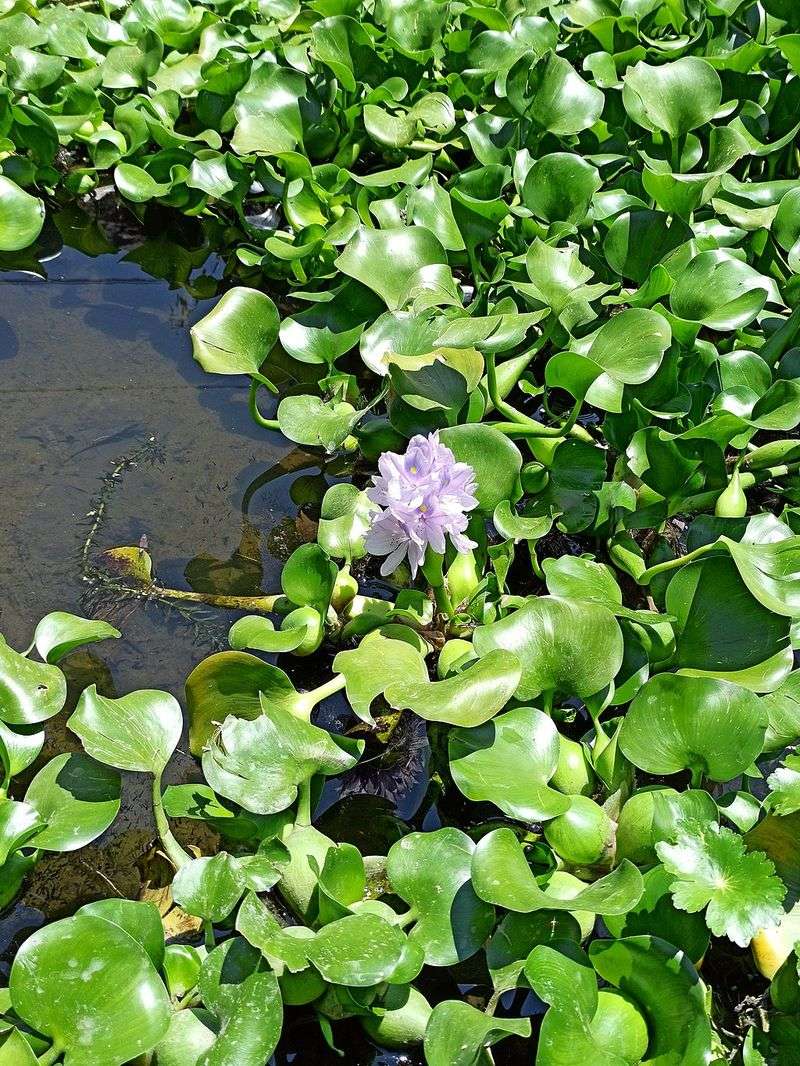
[152,771,191,870]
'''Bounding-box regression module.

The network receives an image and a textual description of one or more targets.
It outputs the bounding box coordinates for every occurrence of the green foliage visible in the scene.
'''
[3,0,800,1062]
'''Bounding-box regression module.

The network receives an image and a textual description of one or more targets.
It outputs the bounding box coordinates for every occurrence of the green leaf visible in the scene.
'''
[0,176,45,252]
[306,913,410,986]
[666,556,791,678]
[317,484,376,561]
[231,64,305,155]
[521,152,601,226]
[0,637,66,725]
[23,753,121,852]
[439,424,522,512]
[333,629,428,725]
[618,674,767,782]
[622,57,722,139]
[172,853,248,923]
[33,612,120,664]
[335,226,448,310]
[518,53,604,136]
[448,706,569,821]
[670,252,775,330]
[68,686,182,774]
[277,396,360,451]
[202,695,362,815]
[198,937,283,1066]
[0,722,44,783]
[0,799,44,864]
[603,865,710,964]
[424,1000,531,1066]
[765,755,800,816]
[657,825,786,947]
[281,542,337,612]
[471,828,643,915]
[385,649,521,726]
[473,596,624,701]
[190,288,280,376]
[9,912,171,1065]
[525,942,643,1066]
[589,935,714,1066]
[584,308,671,386]
[386,827,495,966]
[722,533,800,618]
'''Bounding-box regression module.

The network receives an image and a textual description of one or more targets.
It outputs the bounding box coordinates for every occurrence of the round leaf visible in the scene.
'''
[190,288,280,376]
[618,674,767,782]
[449,706,569,821]
[473,596,624,700]
[9,913,171,1065]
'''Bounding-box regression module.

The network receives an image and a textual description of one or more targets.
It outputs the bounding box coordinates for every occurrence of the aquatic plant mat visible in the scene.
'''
[2,0,800,1062]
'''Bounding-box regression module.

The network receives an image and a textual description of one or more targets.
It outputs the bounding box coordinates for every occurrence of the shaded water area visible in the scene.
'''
[0,203,487,1064]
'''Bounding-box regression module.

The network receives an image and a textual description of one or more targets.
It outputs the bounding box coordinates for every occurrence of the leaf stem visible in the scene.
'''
[297,778,313,826]
[393,906,418,928]
[152,771,191,870]
[309,673,347,705]
[248,379,281,431]
[636,541,718,584]
[148,587,284,612]
[203,919,216,952]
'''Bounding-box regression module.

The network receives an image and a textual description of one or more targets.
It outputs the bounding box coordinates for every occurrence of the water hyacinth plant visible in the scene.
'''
[3,0,800,1063]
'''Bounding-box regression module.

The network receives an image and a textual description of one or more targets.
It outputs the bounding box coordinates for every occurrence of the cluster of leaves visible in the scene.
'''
[3,0,800,1062]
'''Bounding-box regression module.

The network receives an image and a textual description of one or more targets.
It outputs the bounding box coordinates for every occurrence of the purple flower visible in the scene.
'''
[365,432,478,577]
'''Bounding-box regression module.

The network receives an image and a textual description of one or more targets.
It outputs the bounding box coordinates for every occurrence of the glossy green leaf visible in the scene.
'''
[24,753,121,852]
[9,913,171,1065]
[471,828,643,915]
[386,828,495,966]
[385,649,521,726]
[202,695,362,814]
[449,706,569,821]
[190,288,280,376]
[33,612,120,664]
[0,637,66,726]
[473,596,624,701]
[69,686,182,774]
[619,674,766,782]
[0,176,45,252]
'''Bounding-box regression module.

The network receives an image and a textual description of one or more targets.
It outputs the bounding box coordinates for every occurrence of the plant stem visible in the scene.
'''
[393,906,419,928]
[422,549,454,617]
[485,352,585,438]
[148,587,284,612]
[309,673,347,704]
[152,771,191,870]
[485,989,502,1016]
[248,379,281,431]
[297,778,312,826]
[489,417,593,443]
[203,919,216,951]
[636,541,718,584]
